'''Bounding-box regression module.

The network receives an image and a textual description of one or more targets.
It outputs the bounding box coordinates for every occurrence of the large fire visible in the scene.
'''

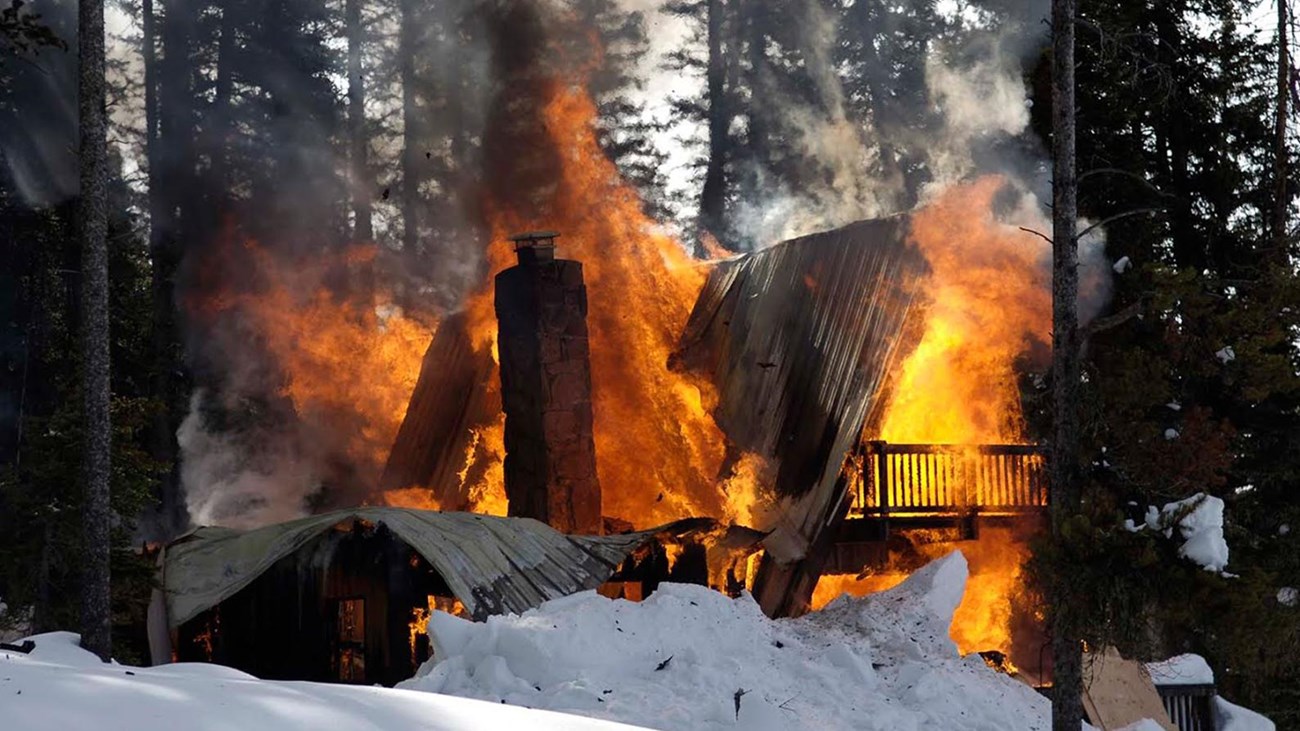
[814,177,1053,673]
[198,76,760,527]
[811,527,1043,681]
[188,240,434,494]
[193,24,1050,672]
[878,176,1051,445]
[457,77,754,529]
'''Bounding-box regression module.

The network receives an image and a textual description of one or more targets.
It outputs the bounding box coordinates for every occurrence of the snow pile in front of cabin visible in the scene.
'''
[1215,697,1276,731]
[0,632,649,731]
[399,551,1054,731]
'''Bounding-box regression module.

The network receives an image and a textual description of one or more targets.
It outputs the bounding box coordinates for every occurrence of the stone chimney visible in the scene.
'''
[494,232,602,534]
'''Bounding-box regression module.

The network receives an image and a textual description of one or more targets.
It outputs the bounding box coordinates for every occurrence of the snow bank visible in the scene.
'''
[1215,697,1276,731]
[0,633,647,731]
[1115,721,1168,731]
[1161,494,1229,572]
[401,551,1054,731]
[1145,654,1214,686]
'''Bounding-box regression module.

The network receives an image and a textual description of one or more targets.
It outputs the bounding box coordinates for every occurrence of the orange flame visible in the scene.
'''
[409,595,469,668]
[193,240,435,493]
[838,177,1052,671]
[461,78,761,528]
[877,176,1050,445]
[811,528,1039,676]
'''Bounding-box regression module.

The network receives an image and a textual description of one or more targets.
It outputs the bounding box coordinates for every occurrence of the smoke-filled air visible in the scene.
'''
[32,0,1102,531]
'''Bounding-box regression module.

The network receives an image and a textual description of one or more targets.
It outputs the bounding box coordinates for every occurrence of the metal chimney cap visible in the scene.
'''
[509,231,560,249]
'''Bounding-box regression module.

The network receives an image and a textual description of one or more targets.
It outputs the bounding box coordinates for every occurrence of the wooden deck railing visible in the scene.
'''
[847,441,1048,517]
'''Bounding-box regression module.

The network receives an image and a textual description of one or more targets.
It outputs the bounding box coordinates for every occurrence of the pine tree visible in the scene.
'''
[78,0,113,664]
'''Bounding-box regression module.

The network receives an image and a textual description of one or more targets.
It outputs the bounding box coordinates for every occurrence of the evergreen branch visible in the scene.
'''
[1083,300,1144,339]
[1076,209,1162,242]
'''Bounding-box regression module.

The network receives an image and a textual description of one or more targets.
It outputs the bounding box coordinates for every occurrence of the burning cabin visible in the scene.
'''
[153,211,1050,682]
[147,508,736,684]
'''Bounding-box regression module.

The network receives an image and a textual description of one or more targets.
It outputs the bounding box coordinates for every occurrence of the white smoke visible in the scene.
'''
[178,390,322,529]
[922,54,1033,185]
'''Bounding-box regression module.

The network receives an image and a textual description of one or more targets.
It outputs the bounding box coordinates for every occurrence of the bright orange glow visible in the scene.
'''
[720,453,775,529]
[845,177,1051,671]
[194,241,434,490]
[462,419,508,516]
[409,595,469,667]
[383,487,444,511]
[877,176,1050,445]
[811,528,1035,670]
[458,77,768,529]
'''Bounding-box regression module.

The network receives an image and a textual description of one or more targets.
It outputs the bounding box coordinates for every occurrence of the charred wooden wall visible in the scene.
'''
[176,521,451,686]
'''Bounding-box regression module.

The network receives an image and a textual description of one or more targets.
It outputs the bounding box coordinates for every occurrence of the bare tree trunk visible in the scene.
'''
[143,0,158,178]
[399,0,419,254]
[1050,0,1081,726]
[32,519,52,634]
[210,0,234,195]
[697,0,728,253]
[1275,0,1290,260]
[78,0,113,664]
[347,0,372,242]
[142,0,188,540]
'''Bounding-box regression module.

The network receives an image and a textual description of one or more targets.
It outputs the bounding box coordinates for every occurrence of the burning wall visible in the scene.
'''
[807,177,1067,676]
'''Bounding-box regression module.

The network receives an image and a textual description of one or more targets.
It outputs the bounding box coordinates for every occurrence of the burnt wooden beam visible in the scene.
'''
[379,312,497,509]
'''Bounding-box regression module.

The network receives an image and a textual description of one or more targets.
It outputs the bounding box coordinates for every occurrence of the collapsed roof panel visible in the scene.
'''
[378,313,498,507]
[672,218,924,598]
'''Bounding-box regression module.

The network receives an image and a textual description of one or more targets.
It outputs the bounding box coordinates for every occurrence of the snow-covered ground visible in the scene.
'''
[0,550,1275,731]
[0,632,650,731]
[401,552,1056,731]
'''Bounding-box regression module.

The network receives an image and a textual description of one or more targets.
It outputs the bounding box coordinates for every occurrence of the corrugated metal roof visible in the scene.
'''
[673,217,924,563]
[161,508,685,626]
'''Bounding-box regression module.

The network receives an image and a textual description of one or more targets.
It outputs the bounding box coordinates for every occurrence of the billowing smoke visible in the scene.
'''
[0,0,78,206]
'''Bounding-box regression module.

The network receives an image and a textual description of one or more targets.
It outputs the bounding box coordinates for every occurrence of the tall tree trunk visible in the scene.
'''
[1154,11,1199,271]
[159,0,199,255]
[347,0,372,242]
[143,0,188,540]
[78,0,113,664]
[210,0,234,196]
[399,0,419,254]
[697,0,728,253]
[1049,0,1082,726]
[1274,0,1290,260]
